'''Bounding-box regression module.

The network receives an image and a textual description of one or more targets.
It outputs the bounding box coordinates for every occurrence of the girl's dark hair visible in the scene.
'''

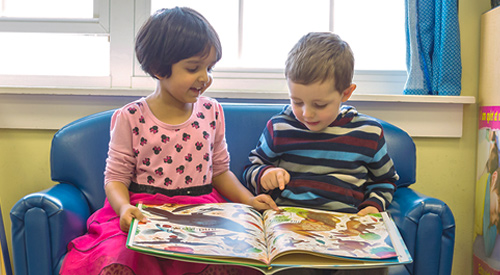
[135,7,222,79]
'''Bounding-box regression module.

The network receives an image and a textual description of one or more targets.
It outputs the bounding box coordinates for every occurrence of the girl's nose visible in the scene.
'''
[198,70,209,84]
[199,72,213,89]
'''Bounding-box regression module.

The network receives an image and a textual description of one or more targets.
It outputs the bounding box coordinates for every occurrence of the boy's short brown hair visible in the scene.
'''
[285,32,354,93]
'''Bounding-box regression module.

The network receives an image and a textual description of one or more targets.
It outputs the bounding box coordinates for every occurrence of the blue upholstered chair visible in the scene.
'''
[10,103,455,275]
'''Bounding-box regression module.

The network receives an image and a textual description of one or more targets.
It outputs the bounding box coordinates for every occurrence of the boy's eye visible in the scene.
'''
[187,67,198,73]
[314,103,327,109]
[292,101,304,106]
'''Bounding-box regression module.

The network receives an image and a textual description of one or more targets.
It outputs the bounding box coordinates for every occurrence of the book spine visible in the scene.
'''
[381,212,412,263]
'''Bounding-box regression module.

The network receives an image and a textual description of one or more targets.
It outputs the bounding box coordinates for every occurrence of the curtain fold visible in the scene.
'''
[404,0,462,96]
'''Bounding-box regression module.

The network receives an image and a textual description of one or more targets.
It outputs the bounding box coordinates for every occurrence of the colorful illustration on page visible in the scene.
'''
[132,203,268,263]
[264,207,397,260]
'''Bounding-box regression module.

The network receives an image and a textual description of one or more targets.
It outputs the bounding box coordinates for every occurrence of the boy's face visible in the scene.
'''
[288,79,355,132]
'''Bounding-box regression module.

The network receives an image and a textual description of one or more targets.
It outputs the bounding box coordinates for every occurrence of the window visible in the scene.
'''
[1,0,93,18]
[145,0,406,96]
[0,0,406,96]
[150,0,405,71]
[0,0,110,85]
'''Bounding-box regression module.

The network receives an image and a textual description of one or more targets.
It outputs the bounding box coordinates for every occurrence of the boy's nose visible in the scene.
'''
[302,106,314,118]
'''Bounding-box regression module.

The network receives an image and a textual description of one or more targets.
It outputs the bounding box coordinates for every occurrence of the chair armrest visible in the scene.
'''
[388,187,455,275]
[10,183,91,275]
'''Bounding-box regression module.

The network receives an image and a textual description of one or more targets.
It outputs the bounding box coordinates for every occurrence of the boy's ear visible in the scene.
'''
[341,84,356,103]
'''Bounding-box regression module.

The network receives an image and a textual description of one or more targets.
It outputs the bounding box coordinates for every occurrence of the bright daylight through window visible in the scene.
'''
[151,0,405,71]
[0,0,406,95]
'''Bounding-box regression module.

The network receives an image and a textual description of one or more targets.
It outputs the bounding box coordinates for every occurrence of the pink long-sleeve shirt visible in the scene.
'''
[104,97,230,196]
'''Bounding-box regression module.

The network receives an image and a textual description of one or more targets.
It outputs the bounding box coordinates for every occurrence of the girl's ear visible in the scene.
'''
[341,84,356,103]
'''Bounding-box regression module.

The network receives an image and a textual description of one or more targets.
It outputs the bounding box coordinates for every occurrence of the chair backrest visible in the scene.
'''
[223,103,416,188]
[50,110,114,213]
[50,103,416,213]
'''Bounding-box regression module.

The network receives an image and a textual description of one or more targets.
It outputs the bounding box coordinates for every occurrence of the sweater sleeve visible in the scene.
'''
[104,109,136,188]
[211,101,230,177]
[359,128,399,212]
[243,119,278,194]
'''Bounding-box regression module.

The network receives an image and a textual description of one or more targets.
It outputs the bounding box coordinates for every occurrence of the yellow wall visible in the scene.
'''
[0,0,492,274]
[0,129,57,272]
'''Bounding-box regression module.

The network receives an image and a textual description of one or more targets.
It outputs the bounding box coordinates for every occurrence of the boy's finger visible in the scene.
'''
[277,172,285,190]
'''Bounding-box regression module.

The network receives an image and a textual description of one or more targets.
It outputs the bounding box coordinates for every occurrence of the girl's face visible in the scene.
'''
[288,79,355,132]
[158,47,217,107]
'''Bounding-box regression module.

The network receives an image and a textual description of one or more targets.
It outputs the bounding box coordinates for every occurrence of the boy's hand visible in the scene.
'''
[261,167,290,191]
[119,204,147,232]
[357,206,380,216]
[248,194,280,211]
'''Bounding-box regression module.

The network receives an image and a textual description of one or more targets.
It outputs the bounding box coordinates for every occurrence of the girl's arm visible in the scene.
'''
[105,181,146,232]
[212,170,279,211]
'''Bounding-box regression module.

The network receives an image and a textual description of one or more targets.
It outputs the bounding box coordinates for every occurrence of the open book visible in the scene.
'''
[126,203,412,274]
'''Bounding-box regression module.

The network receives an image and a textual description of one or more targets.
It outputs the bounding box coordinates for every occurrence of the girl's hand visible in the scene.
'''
[119,204,147,232]
[248,194,280,211]
[357,206,380,216]
[261,167,290,191]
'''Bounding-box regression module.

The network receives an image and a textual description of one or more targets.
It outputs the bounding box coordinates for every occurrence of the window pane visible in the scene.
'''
[0,0,94,19]
[242,0,330,69]
[151,0,239,68]
[334,0,406,71]
[0,33,109,76]
[149,0,405,71]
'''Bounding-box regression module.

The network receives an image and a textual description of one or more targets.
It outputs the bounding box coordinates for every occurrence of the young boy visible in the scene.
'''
[243,33,398,274]
[244,32,398,215]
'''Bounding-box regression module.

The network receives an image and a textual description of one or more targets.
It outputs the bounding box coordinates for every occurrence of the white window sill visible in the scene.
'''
[0,87,475,138]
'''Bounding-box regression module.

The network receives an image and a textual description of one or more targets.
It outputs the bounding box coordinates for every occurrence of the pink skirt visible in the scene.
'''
[60,190,261,275]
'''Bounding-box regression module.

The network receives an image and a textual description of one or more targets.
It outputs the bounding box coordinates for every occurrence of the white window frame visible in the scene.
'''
[0,0,406,94]
[0,0,111,87]
[131,0,408,97]
[0,0,475,138]
[0,0,109,33]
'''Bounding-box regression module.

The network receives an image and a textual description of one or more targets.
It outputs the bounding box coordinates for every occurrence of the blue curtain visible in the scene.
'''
[404,0,462,96]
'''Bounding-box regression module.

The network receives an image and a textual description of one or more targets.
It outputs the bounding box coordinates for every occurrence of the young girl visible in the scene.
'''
[60,7,277,275]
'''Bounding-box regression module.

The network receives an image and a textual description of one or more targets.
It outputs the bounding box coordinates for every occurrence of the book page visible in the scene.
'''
[128,203,270,265]
[263,207,398,263]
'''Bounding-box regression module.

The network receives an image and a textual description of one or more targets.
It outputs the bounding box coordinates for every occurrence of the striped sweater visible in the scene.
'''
[243,105,399,213]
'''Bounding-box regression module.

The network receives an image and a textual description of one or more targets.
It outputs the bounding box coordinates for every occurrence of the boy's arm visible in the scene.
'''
[243,120,280,194]
[359,130,399,212]
[244,161,274,194]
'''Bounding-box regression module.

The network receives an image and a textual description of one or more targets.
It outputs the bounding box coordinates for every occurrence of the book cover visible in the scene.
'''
[126,203,412,274]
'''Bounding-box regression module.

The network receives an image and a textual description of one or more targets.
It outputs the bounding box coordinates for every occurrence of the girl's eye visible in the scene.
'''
[187,67,198,73]
[292,101,304,106]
